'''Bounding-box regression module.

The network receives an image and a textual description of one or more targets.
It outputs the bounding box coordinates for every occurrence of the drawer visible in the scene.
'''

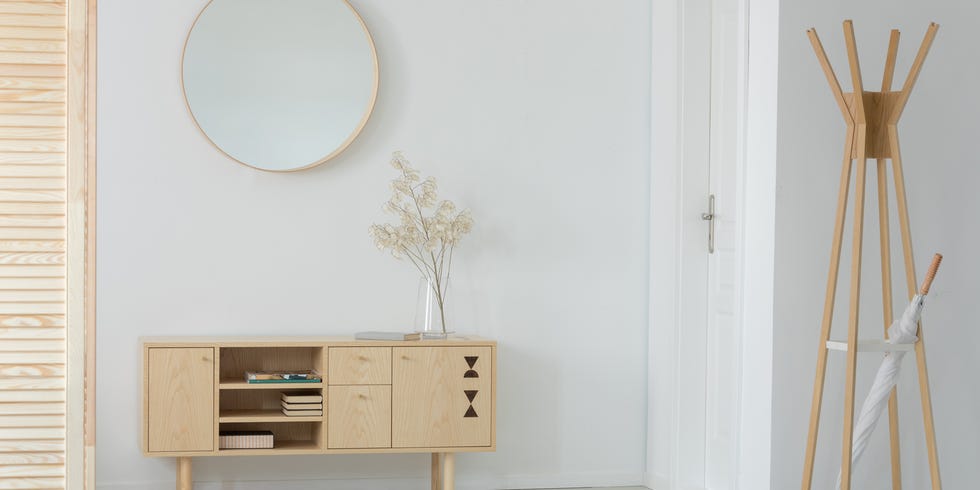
[328,385,392,449]
[328,347,391,385]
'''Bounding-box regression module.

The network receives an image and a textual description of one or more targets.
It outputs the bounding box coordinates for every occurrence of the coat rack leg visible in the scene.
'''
[889,127,942,489]
[876,159,903,490]
[840,147,869,490]
[802,129,856,490]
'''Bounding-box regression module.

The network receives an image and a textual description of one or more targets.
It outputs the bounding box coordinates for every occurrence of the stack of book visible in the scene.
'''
[244,370,321,384]
[281,391,323,416]
[219,430,274,449]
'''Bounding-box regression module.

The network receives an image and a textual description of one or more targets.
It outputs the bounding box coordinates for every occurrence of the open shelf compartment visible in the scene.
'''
[218,422,322,453]
[218,346,325,386]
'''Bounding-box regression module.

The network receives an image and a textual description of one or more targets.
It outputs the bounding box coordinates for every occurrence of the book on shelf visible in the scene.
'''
[280,391,323,404]
[355,331,421,341]
[219,430,273,450]
[282,408,323,417]
[244,370,321,384]
[282,400,322,410]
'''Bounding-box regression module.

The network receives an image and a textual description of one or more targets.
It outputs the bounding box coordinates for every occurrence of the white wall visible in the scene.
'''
[773,2,980,489]
[96,1,652,488]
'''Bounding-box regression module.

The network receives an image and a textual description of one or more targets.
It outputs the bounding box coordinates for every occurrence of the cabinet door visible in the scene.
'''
[392,346,492,448]
[147,348,214,452]
[328,385,392,449]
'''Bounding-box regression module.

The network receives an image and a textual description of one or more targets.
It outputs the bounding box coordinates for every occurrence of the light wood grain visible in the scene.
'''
[218,346,323,381]
[431,453,442,490]
[802,126,854,490]
[0,115,64,128]
[0,165,64,178]
[0,153,64,165]
[146,348,214,453]
[0,53,63,67]
[0,328,64,341]
[0,265,65,276]
[144,336,496,486]
[0,477,64,488]
[0,426,62,439]
[0,77,64,91]
[0,414,64,427]
[0,351,61,363]
[0,439,64,452]
[0,253,64,265]
[0,364,64,376]
[177,457,191,490]
[0,402,63,415]
[0,452,64,465]
[392,347,492,448]
[0,377,63,391]
[0,338,63,351]
[0,314,63,326]
[0,26,64,40]
[806,28,851,123]
[328,346,391,385]
[0,188,64,200]
[219,409,321,423]
[442,452,455,490]
[0,463,64,478]
[875,160,903,490]
[0,27,71,490]
[0,389,63,403]
[0,302,64,314]
[0,290,64,302]
[0,177,68,191]
[328,385,391,449]
[803,21,942,490]
[0,89,64,103]
[890,129,942,489]
[0,3,66,16]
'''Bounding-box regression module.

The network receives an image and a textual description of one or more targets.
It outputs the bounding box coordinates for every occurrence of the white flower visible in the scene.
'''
[370,152,474,333]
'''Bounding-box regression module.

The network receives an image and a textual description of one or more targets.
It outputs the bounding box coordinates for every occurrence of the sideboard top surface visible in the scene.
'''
[141,335,496,348]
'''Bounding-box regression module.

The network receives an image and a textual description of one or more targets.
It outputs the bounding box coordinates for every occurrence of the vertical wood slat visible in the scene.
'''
[0,1,68,487]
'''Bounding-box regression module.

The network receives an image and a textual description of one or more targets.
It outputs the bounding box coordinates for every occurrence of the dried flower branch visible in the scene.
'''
[369,152,473,333]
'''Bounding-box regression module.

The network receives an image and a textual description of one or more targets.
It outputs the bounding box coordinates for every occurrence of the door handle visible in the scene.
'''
[701,194,715,254]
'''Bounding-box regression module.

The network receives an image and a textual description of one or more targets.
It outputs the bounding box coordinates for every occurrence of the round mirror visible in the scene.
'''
[182,0,379,172]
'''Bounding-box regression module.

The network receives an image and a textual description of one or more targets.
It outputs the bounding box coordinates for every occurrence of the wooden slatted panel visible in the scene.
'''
[0,2,66,487]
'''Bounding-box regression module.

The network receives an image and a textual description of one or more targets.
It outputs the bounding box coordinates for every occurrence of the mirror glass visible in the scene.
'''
[182,0,378,172]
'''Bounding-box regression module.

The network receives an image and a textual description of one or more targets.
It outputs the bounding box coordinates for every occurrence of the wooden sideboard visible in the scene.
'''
[141,336,496,490]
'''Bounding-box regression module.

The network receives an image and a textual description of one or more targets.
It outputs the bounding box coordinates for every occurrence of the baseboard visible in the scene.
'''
[98,472,646,490]
[641,473,708,490]
[645,472,667,489]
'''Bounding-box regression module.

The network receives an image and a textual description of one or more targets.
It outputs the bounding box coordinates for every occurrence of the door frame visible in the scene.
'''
[647,0,778,488]
[66,0,97,488]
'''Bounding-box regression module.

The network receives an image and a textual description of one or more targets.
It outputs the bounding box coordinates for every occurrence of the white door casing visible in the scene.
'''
[649,0,780,488]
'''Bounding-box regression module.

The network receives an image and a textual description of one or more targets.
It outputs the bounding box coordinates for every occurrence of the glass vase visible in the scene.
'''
[415,277,452,339]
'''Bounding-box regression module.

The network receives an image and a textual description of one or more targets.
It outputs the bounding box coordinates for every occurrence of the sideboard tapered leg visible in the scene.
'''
[431,453,443,490]
[442,453,455,490]
[177,457,192,490]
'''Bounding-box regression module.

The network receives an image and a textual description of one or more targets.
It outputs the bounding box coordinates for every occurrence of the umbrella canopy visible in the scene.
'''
[836,253,942,489]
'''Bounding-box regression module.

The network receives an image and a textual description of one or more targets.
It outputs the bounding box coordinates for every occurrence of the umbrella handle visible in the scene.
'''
[919,253,943,295]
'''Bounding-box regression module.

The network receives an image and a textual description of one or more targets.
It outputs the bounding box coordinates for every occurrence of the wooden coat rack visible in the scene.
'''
[800,20,941,490]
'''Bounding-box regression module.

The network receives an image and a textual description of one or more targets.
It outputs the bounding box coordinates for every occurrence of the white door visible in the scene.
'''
[704,0,740,487]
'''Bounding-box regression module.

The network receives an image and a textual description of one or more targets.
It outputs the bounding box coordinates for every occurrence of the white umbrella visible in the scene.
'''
[836,253,943,489]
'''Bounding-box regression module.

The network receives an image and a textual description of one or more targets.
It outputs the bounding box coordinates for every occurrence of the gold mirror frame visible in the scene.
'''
[180,0,380,172]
